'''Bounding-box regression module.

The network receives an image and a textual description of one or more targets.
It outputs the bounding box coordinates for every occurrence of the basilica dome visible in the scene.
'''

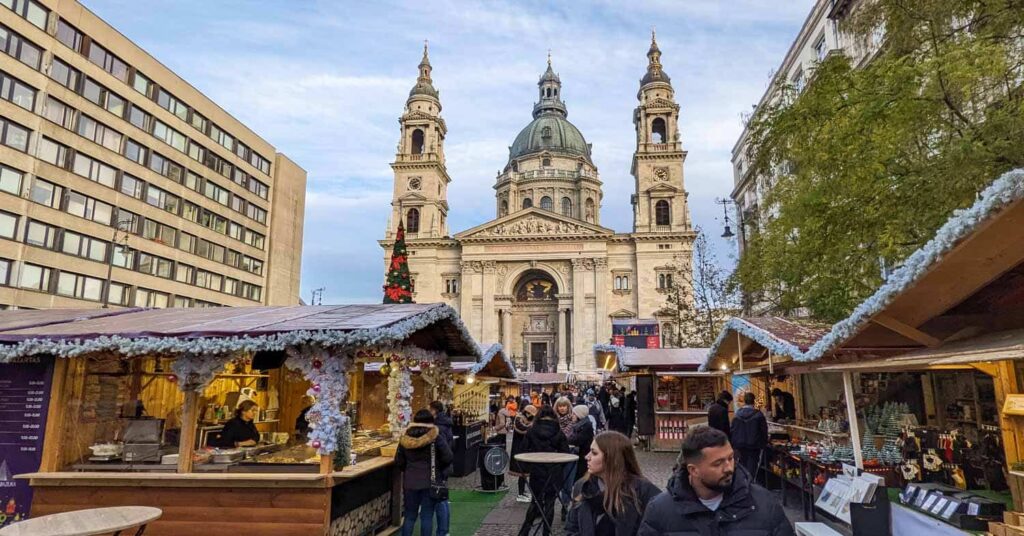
[509,113,592,163]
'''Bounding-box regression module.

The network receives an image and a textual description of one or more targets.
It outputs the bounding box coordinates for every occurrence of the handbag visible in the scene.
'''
[429,443,449,501]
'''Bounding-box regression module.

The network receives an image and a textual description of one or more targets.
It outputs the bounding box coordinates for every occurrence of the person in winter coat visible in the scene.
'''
[395,409,454,536]
[566,431,661,536]
[587,393,607,432]
[518,405,570,536]
[428,401,453,536]
[554,397,575,439]
[510,404,538,502]
[607,390,627,436]
[638,426,793,536]
[624,389,637,439]
[708,390,733,438]
[771,388,797,422]
[729,392,768,480]
[570,405,596,481]
[492,397,517,446]
[554,398,578,519]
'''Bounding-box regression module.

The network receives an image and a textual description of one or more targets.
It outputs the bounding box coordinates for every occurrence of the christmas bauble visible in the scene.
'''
[380,363,392,376]
[311,440,321,449]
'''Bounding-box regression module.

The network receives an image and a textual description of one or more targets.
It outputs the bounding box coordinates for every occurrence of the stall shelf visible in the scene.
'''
[0,303,479,536]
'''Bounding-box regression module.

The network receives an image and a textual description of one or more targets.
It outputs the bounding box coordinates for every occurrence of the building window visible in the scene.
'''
[247,178,269,199]
[66,191,113,225]
[195,269,223,291]
[42,96,75,129]
[148,152,184,183]
[0,211,17,239]
[82,78,125,118]
[406,208,420,233]
[791,68,805,93]
[36,137,69,168]
[522,197,533,209]
[111,244,133,269]
[243,229,265,250]
[540,196,553,211]
[655,200,671,226]
[86,41,129,82]
[177,232,196,254]
[0,258,10,285]
[145,185,180,214]
[0,70,35,110]
[134,287,169,308]
[541,157,551,167]
[187,140,205,163]
[0,24,42,70]
[181,202,200,223]
[209,124,234,152]
[142,219,177,245]
[500,200,508,216]
[107,281,130,306]
[29,178,62,209]
[18,263,51,291]
[411,129,424,154]
[76,113,123,153]
[189,110,208,133]
[657,272,673,289]
[156,88,190,121]
[814,34,827,61]
[246,204,267,224]
[123,139,147,164]
[561,197,572,217]
[0,116,29,152]
[241,282,262,302]
[444,277,459,295]
[25,221,57,249]
[132,71,152,98]
[56,271,103,301]
[61,230,108,263]
[128,105,150,131]
[614,275,631,291]
[584,198,595,222]
[48,57,80,90]
[5,0,48,29]
[72,152,117,188]
[55,19,83,51]
[115,209,141,234]
[651,117,666,143]
[0,164,21,195]
[137,253,173,279]
[153,120,187,153]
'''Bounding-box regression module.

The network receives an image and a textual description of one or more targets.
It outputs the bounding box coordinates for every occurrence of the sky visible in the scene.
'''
[84,0,814,304]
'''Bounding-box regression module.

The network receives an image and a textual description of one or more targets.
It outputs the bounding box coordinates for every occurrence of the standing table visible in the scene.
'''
[0,506,162,536]
[514,452,578,535]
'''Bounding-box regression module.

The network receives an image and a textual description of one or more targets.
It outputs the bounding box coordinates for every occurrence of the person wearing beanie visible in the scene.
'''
[511,404,538,501]
[570,405,596,481]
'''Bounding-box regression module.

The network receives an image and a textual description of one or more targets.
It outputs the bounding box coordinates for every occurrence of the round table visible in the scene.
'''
[0,506,162,536]
[514,453,579,534]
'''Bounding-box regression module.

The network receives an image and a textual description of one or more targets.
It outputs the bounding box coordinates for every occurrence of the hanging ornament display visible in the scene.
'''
[387,357,413,439]
[286,346,353,455]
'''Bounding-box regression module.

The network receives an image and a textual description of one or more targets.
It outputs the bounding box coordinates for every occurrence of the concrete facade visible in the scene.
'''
[0,0,305,309]
[380,37,696,373]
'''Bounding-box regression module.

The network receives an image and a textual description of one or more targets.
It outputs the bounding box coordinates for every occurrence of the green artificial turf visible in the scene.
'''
[410,489,507,536]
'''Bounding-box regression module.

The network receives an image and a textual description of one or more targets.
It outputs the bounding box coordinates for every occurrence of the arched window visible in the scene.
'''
[522,198,533,209]
[614,276,622,290]
[655,200,670,225]
[658,274,665,288]
[585,198,595,222]
[406,208,420,233]
[411,129,424,154]
[561,197,572,217]
[651,118,666,144]
[540,196,553,211]
[500,200,508,217]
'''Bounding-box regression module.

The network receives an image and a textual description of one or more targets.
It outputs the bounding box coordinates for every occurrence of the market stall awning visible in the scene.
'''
[518,372,569,385]
[445,344,517,379]
[702,316,830,372]
[814,328,1024,372]
[594,344,709,373]
[802,169,1024,363]
[0,303,480,360]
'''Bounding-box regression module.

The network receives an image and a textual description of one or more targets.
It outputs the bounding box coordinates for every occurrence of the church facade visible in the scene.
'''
[380,36,695,373]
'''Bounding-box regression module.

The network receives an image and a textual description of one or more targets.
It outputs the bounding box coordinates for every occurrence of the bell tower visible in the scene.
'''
[387,42,451,240]
[631,30,690,233]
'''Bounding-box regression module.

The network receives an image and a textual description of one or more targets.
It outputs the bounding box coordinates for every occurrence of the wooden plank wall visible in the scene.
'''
[31,486,330,536]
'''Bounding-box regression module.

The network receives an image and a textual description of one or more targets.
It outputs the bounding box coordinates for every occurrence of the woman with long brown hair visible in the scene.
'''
[566,431,661,536]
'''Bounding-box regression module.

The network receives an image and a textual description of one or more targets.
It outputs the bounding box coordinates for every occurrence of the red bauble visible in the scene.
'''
[166,374,178,383]
[312,359,322,370]
[311,440,321,449]
[312,384,321,393]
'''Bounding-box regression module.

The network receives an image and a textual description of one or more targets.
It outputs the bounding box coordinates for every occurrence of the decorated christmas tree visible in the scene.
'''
[383,220,414,304]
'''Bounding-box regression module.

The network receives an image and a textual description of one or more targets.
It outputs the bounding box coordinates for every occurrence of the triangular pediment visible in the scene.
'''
[399,192,428,202]
[455,207,615,239]
[609,309,637,318]
[647,98,679,109]
[645,183,681,194]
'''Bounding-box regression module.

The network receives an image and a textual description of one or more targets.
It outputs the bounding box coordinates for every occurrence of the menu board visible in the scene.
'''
[0,355,54,528]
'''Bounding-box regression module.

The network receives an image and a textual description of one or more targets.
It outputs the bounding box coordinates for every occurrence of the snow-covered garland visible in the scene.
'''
[593,344,626,373]
[387,361,413,439]
[0,303,478,363]
[171,352,236,391]
[804,167,1024,363]
[468,343,514,377]
[698,317,809,372]
[286,346,353,458]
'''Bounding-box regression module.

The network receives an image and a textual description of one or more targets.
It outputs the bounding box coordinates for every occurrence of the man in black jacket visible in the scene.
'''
[708,390,733,437]
[639,426,793,536]
[395,410,453,536]
[730,392,768,481]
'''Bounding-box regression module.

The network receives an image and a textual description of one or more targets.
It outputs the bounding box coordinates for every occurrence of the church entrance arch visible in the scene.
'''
[511,269,560,372]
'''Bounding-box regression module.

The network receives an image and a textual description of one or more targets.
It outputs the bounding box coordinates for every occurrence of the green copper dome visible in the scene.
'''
[509,113,591,162]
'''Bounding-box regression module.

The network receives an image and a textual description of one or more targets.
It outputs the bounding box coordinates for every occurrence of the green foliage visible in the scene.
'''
[736,0,1024,321]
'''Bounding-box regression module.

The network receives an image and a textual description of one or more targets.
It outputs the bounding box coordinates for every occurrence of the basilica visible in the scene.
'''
[380,34,695,373]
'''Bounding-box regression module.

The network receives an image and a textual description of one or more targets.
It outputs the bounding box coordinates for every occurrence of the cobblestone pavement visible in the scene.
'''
[450,448,812,536]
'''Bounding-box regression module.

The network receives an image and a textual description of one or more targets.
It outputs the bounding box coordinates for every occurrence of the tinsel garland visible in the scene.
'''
[388,362,413,439]
[469,343,515,377]
[286,346,353,456]
[0,303,477,363]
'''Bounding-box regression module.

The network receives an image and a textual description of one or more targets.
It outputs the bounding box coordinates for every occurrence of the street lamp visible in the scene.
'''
[716,198,736,239]
[101,218,134,308]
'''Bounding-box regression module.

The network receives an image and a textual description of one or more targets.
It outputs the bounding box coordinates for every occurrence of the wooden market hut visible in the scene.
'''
[0,303,478,536]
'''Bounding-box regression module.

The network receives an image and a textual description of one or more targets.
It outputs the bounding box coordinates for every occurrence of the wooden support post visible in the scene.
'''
[842,371,864,469]
[177,390,199,473]
[320,454,333,474]
[736,331,743,372]
[39,358,68,472]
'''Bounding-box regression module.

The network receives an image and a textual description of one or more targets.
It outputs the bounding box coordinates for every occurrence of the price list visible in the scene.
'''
[0,356,54,527]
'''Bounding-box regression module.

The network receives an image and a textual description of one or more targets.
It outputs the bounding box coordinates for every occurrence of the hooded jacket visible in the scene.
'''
[434,412,454,445]
[708,399,731,438]
[730,406,768,450]
[637,465,794,536]
[569,417,595,481]
[395,423,452,491]
[523,417,570,487]
[566,476,661,536]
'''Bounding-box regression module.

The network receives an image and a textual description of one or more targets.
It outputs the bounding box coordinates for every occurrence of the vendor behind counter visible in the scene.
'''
[209,400,261,448]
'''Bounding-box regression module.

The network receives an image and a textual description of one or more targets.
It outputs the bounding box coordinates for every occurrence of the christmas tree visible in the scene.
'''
[383,220,414,304]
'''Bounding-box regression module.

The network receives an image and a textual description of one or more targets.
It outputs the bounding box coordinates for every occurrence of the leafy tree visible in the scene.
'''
[383,221,414,304]
[737,0,1024,321]
[663,227,739,347]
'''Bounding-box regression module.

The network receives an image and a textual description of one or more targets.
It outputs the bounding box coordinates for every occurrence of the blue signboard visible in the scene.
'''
[0,355,54,527]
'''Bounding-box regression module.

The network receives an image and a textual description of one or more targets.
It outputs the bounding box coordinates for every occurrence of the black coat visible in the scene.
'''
[570,418,595,481]
[210,416,259,448]
[395,423,453,491]
[509,413,533,476]
[730,406,768,450]
[773,392,796,421]
[434,412,454,445]
[638,465,794,536]
[523,417,570,489]
[566,476,661,536]
[708,400,731,438]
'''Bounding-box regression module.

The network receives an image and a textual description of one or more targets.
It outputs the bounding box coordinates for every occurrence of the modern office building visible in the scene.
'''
[0,0,306,309]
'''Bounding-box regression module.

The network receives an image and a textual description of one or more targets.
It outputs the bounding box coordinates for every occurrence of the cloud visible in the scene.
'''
[84,0,812,303]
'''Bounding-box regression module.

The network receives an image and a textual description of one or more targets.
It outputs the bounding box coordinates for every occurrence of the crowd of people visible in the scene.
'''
[395,384,794,536]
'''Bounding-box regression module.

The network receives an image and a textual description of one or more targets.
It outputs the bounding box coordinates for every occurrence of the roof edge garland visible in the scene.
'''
[700,317,810,371]
[801,168,1024,363]
[0,303,479,362]
[469,343,517,376]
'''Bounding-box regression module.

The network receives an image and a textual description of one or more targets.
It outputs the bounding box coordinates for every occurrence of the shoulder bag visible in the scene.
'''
[429,443,449,501]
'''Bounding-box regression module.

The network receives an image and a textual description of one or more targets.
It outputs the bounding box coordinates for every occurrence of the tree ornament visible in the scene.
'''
[380,363,392,376]
[312,359,322,369]
[312,384,321,393]
[311,440,321,449]
[166,374,178,383]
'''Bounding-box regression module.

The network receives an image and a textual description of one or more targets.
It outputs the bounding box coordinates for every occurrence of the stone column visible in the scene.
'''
[482,261,497,344]
[501,308,512,358]
[557,308,568,372]
[460,261,479,340]
[594,258,610,347]
[571,258,591,373]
